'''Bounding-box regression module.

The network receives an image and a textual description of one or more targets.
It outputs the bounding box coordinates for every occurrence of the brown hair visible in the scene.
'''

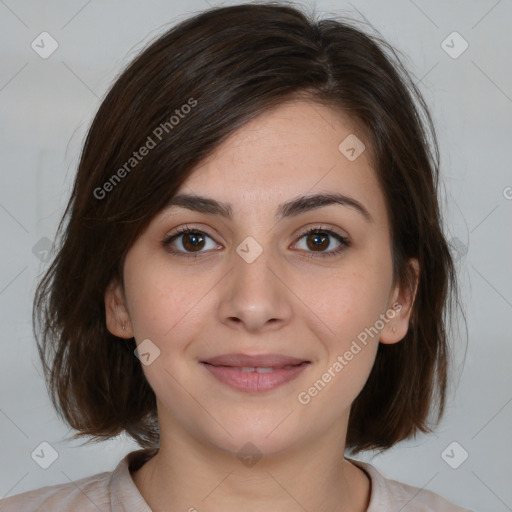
[33,1,458,454]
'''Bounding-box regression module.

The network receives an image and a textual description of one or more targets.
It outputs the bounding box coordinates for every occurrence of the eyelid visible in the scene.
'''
[165,223,348,242]
[162,223,351,258]
[291,223,348,241]
[165,224,218,241]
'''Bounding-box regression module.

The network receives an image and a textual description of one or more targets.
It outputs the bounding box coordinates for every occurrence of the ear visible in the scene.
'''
[379,258,419,345]
[104,277,134,339]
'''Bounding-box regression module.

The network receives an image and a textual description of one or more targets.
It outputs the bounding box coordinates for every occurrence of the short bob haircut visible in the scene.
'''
[33,1,457,455]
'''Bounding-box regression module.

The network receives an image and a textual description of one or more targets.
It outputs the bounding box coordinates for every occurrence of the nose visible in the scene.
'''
[216,237,293,333]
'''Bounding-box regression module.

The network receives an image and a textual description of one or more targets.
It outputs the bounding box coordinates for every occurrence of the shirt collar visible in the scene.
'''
[109,447,158,511]
[109,448,383,511]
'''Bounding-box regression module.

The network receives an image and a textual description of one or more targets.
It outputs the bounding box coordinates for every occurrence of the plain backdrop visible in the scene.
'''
[1,1,511,511]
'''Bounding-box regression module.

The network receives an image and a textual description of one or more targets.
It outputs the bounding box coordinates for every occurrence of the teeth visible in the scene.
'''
[240,367,275,373]
[237,366,298,373]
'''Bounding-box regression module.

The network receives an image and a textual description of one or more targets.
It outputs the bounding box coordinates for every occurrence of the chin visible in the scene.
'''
[199,412,307,460]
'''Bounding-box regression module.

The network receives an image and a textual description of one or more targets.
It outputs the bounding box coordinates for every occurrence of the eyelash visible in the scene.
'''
[162,225,350,259]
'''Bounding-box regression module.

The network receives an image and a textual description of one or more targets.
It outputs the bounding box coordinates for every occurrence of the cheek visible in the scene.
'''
[122,258,206,409]
[295,269,385,413]
[123,254,205,340]
[122,254,221,398]
[299,341,379,418]
[306,263,392,344]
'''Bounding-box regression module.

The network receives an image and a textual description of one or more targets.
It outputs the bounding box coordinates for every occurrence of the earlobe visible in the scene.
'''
[379,258,419,345]
[104,278,134,338]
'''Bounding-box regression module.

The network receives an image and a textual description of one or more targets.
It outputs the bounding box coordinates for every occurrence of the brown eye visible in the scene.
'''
[163,227,218,256]
[181,231,206,252]
[305,231,329,251]
[163,225,350,259]
[295,228,350,257]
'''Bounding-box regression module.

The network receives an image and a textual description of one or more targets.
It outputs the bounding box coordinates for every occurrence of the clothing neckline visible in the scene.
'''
[113,448,379,511]
[127,447,159,473]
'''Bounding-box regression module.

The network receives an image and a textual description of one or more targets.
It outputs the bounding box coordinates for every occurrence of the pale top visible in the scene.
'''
[0,448,475,511]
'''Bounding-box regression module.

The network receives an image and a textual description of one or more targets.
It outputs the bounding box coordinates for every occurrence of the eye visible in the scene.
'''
[162,226,217,258]
[162,225,350,258]
[294,227,350,258]
[162,225,219,258]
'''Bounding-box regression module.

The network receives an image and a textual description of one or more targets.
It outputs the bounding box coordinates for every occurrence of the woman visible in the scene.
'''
[0,3,473,510]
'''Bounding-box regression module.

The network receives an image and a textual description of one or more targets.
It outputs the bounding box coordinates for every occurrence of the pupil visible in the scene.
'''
[309,232,327,250]
[184,233,204,250]
[181,231,329,252]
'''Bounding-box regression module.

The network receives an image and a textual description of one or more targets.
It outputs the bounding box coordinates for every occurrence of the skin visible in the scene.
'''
[105,99,419,512]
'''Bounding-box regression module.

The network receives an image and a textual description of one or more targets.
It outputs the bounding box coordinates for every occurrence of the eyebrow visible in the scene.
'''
[165,192,373,223]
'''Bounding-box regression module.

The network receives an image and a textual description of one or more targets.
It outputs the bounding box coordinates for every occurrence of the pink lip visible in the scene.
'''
[202,353,308,367]
[200,353,310,393]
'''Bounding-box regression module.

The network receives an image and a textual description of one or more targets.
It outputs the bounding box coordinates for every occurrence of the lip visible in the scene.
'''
[202,353,309,368]
[200,353,311,393]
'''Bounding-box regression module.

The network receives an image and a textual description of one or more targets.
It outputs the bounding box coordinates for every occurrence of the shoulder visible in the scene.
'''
[347,457,475,512]
[0,471,112,512]
[0,447,157,512]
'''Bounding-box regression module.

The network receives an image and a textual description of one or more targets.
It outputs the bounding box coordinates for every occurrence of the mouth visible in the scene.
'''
[200,353,311,393]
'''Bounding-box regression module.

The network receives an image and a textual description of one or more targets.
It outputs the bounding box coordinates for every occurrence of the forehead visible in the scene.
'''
[170,99,386,224]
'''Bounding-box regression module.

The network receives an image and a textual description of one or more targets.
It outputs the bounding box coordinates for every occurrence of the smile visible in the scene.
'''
[201,361,311,393]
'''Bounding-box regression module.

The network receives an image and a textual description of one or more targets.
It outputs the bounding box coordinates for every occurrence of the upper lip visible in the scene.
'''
[201,353,310,368]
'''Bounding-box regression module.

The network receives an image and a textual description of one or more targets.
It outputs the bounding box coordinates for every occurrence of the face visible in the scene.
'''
[105,99,417,457]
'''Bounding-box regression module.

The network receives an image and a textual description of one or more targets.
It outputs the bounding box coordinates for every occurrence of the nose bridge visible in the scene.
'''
[233,233,277,302]
[217,232,291,330]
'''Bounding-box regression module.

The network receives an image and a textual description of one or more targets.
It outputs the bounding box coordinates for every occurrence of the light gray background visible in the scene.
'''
[1,1,511,510]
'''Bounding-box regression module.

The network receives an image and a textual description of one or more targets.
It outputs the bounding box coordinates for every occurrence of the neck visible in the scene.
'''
[131,421,370,512]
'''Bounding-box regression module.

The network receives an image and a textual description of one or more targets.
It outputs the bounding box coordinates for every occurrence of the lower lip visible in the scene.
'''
[201,362,310,392]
